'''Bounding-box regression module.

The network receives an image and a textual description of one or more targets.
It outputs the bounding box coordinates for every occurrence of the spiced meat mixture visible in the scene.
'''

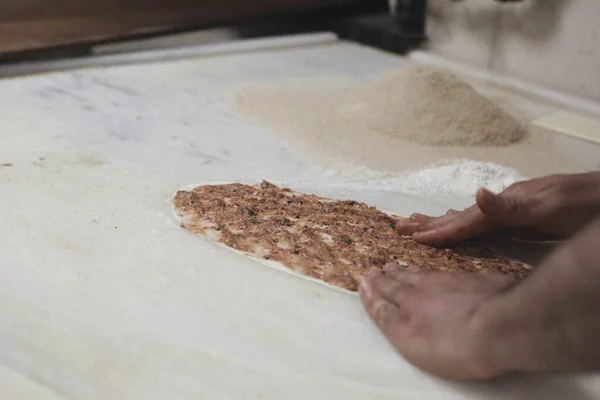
[173,181,529,291]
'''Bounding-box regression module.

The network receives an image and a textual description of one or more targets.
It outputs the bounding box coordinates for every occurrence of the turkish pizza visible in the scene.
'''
[172,181,529,292]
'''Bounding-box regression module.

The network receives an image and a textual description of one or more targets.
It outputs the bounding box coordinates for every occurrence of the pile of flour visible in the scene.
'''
[231,65,577,176]
[321,159,528,199]
[335,66,528,147]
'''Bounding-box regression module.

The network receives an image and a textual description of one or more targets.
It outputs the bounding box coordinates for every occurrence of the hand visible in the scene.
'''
[359,264,516,380]
[397,172,600,246]
[363,217,600,380]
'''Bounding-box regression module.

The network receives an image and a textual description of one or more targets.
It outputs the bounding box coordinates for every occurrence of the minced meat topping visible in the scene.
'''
[173,181,529,291]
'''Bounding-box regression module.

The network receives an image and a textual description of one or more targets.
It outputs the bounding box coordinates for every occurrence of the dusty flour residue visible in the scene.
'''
[231,66,582,177]
[317,159,528,199]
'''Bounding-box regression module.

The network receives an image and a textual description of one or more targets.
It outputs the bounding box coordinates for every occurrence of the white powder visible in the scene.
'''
[319,159,528,199]
[392,160,527,197]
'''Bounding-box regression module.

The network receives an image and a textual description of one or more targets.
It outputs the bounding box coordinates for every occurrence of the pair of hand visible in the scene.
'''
[360,172,600,380]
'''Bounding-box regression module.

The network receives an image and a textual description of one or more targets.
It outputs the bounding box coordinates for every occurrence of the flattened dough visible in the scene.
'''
[172,181,529,292]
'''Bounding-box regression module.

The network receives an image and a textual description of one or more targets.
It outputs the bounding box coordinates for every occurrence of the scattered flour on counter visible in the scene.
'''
[318,159,528,199]
[393,159,528,197]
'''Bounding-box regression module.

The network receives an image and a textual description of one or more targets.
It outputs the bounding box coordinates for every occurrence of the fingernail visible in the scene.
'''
[359,278,372,300]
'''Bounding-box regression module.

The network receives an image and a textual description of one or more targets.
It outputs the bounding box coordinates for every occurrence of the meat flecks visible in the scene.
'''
[173,181,529,291]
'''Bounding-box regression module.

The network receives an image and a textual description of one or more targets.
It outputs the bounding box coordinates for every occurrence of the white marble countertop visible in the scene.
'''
[1,33,599,399]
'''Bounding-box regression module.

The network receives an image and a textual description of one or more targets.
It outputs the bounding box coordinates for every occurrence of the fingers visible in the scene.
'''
[412,206,491,246]
[476,188,527,225]
[396,222,423,236]
[409,213,432,223]
[362,266,425,303]
[396,213,434,236]
[360,269,412,329]
[397,208,478,240]
[359,270,400,329]
[416,207,477,231]
[361,291,398,329]
[361,269,406,303]
[396,189,517,246]
[383,263,426,286]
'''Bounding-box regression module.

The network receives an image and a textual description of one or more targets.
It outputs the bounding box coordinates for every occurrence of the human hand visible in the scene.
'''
[360,264,516,380]
[396,172,600,246]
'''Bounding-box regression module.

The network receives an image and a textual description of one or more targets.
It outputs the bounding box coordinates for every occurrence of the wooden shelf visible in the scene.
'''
[0,0,374,58]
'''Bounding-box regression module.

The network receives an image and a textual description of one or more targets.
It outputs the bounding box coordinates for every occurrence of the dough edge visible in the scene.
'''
[172,180,360,296]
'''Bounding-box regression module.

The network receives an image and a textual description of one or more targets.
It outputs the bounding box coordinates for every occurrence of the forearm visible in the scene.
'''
[479,216,600,375]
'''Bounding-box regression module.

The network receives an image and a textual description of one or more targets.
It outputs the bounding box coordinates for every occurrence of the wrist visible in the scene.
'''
[470,292,546,377]
[469,298,515,378]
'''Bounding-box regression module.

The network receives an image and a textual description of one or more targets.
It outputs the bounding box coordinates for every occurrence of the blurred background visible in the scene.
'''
[2,0,598,102]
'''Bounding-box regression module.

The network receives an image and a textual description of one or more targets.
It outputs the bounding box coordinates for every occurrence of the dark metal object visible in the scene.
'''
[333,0,525,55]
[333,0,427,55]
[393,0,427,38]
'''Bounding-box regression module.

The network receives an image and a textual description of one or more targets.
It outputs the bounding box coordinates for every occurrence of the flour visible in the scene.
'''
[231,66,580,176]
[336,66,528,146]
[320,159,528,199]
[391,159,527,197]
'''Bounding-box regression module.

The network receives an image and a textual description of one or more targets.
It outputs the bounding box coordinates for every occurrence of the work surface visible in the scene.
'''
[1,34,600,399]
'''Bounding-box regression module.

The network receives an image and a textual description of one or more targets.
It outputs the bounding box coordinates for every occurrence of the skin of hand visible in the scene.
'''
[360,265,516,380]
[361,217,600,380]
[396,171,600,246]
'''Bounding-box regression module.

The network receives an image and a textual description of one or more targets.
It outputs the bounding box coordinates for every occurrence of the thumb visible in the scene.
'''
[476,188,530,225]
